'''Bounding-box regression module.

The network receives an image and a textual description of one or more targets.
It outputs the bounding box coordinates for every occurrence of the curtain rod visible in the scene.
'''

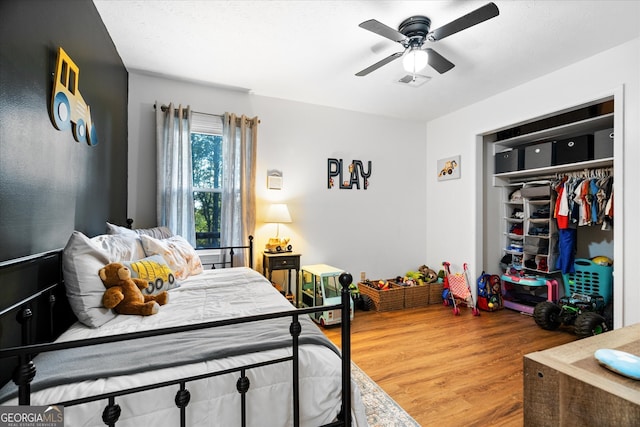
[153,102,221,118]
[153,103,260,124]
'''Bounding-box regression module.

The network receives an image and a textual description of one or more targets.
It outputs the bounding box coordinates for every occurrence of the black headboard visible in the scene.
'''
[0,251,76,388]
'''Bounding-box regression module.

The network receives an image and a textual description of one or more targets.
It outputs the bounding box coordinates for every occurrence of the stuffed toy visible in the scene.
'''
[418,265,438,283]
[99,262,169,316]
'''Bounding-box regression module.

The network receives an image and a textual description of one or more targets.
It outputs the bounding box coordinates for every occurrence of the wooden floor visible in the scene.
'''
[323,304,578,426]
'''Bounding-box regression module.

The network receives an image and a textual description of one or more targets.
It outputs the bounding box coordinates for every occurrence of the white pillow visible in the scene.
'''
[105,222,137,236]
[140,235,203,280]
[62,231,115,328]
[90,234,146,262]
[106,222,174,239]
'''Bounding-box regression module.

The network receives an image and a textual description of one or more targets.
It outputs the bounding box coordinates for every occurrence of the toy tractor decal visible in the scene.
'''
[50,47,98,146]
[439,159,458,177]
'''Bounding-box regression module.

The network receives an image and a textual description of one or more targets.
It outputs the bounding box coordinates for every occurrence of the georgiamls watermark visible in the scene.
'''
[0,406,64,427]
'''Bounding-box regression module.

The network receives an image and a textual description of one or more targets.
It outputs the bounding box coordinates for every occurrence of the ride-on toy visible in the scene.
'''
[299,264,354,327]
[533,293,611,339]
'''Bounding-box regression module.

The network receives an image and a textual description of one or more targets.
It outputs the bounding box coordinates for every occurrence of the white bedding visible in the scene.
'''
[2,267,366,426]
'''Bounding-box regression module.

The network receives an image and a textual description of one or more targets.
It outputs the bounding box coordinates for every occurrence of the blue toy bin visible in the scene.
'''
[563,258,613,305]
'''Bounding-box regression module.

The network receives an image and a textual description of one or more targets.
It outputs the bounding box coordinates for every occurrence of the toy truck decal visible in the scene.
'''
[50,47,98,146]
[128,259,175,294]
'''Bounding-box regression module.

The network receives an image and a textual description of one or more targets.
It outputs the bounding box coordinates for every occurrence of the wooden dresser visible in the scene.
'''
[524,322,640,426]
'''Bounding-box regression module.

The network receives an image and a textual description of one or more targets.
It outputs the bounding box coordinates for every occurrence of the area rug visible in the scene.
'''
[352,362,420,427]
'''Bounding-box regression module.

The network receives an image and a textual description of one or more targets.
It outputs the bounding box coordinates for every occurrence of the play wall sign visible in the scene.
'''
[0,406,63,427]
[327,158,372,190]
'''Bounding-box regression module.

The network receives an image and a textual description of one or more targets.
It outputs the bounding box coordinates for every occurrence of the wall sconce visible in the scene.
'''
[267,169,283,190]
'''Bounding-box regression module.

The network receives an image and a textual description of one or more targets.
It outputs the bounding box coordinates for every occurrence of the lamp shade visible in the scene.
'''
[402,48,429,73]
[264,203,292,223]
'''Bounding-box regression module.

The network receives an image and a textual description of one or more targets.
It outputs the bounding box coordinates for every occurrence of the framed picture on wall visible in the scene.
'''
[437,155,461,181]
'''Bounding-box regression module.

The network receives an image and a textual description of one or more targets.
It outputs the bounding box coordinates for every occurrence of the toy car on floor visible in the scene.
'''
[533,293,611,339]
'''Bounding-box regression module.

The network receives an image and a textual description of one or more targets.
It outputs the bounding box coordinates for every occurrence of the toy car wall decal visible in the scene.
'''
[50,47,98,146]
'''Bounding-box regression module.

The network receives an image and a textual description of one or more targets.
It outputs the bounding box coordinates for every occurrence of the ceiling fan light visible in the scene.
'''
[402,49,429,73]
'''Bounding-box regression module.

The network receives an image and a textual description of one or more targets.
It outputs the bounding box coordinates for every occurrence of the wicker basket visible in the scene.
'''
[428,282,444,305]
[404,285,430,308]
[358,280,405,311]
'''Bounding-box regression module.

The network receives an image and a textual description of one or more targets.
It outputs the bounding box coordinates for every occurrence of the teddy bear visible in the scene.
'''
[418,265,438,283]
[99,262,169,316]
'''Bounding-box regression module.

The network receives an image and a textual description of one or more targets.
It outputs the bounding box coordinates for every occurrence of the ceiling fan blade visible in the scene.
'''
[426,48,455,74]
[428,2,499,42]
[355,52,404,76]
[359,19,407,43]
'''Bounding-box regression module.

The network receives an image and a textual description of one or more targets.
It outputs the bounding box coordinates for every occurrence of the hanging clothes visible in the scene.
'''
[602,190,614,230]
[552,167,613,274]
[556,228,577,274]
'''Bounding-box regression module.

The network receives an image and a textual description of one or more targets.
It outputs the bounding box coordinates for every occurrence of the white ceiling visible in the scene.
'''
[93,0,640,122]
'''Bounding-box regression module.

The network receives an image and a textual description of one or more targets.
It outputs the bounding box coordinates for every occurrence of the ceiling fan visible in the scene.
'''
[355,2,499,76]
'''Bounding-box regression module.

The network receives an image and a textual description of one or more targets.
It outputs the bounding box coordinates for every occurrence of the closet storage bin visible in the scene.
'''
[554,134,594,165]
[564,259,613,304]
[358,280,405,311]
[524,236,549,254]
[495,149,524,173]
[524,142,553,169]
[593,128,614,159]
[520,184,550,199]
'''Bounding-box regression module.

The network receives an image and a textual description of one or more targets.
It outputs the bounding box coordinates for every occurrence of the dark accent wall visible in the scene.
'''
[0,0,128,261]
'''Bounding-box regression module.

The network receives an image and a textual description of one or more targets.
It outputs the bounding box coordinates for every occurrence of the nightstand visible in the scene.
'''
[262,252,301,302]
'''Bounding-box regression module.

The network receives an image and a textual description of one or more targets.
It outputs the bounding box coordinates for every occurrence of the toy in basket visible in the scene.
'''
[442,262,480,316]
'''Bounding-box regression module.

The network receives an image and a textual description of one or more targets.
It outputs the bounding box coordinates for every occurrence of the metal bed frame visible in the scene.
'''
[0,242,352,427]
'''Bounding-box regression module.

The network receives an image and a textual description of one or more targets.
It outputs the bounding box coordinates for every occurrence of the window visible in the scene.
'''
[191,113,224,249]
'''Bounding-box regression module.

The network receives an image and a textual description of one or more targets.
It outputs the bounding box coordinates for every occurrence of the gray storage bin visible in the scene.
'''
[524,236,549,254]
[593,128,614,159]
[520,185,550,199]
[494,149,524,173]
[554,134,593,165]
[524,142,553,170]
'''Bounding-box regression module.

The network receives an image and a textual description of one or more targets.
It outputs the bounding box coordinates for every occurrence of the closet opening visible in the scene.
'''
[480,92,623,329]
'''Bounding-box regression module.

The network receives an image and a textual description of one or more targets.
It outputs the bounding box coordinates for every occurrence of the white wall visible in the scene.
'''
[426,38,640,327]
[127,72,428,284]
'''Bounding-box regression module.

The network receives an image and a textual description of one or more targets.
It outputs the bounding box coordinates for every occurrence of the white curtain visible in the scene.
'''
[155,103,196,245]
[221,113,258,264]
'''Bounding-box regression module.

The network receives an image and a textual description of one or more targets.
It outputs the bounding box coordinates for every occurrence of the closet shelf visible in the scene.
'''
[494,113,613,150]
[528,218,550,224]
[505,249,524,255]
[506,233,524,240]
[495,158,613,179]
[504,217,524,223]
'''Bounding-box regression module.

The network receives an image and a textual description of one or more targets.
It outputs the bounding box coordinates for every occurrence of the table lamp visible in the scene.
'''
[264,203,293,252]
